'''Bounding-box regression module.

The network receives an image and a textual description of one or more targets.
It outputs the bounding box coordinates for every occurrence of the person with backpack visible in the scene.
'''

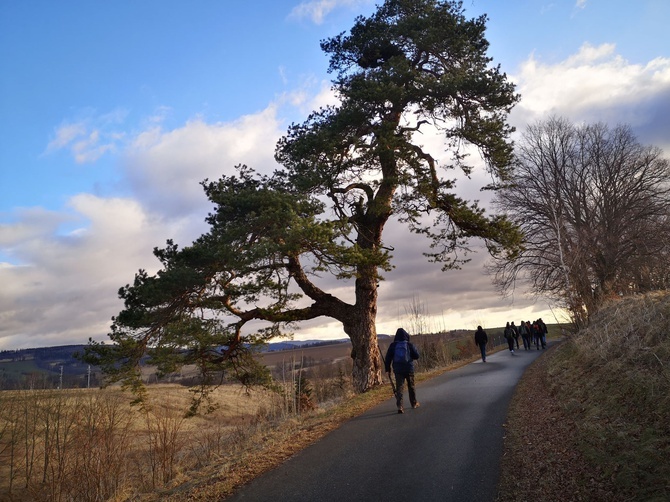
[526,321,535,349]
[537,318,548,349]
[474,325,488,363]
[532,320,542,350]
[510,321,520,349]
[384,328,420,414]
[518,320,531,350]
[504,322,515,354]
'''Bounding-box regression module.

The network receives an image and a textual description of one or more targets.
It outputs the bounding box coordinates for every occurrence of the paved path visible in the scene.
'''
[227,343,552,502]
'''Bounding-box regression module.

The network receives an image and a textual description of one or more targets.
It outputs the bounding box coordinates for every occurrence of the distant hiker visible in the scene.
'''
[384,328,420,414]
[532,320,542,350]
[538,318,548,349]
[525,321,533,348]
[518,320,531,350]
[510,321,520,349]
[474,325,488,363]
[504,322,515,354]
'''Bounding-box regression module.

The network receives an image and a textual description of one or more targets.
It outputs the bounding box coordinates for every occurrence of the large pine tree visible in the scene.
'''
[84,0,521,404]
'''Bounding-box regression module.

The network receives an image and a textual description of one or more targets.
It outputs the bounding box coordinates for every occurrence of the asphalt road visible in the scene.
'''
[227,343,551,502]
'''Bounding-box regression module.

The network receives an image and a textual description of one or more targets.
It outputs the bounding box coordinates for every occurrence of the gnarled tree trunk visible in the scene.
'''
[346,314,384,393]
[344,270,384,392]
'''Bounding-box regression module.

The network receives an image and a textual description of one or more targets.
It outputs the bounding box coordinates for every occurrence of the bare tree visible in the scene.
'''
[490,117,670,327]
[404,294,429,336]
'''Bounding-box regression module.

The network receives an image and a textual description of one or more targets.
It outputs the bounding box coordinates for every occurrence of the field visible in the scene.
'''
[259,341,353,370]
[0,383,277,502]
[7,313,660,502]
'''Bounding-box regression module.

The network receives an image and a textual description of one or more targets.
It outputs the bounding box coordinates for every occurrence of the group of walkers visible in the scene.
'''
[504,319,548,353]
[384,320,549,415]
[474,319,548,363]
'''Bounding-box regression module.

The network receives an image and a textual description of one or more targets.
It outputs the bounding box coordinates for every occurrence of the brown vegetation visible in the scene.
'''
[498,291,670,501]
[0,385,272,501]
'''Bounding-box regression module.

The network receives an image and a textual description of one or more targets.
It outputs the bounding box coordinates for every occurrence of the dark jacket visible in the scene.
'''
[474,327,488,346]
[384,328,420,374]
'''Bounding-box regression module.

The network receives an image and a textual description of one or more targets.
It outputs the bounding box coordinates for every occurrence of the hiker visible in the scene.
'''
[518,320,531,350]
[538,318,548,349]
[525,321,534,349]
[504,322,515,354]
[474,325,488,363]
[532,320,542,350]
[510,321,520,349]
[384,328,420,414]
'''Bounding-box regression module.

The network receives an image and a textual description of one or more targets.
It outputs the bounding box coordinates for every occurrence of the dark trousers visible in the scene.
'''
[478,342,487,362]
[521,334,531,350]
[394,372,417,409]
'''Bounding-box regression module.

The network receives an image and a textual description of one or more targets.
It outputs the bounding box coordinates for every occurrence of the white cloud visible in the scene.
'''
[0,208,71,251]
[4,43,670,350]
[0,104,287,349]
[0,193,199,349]
[510,43,670,153]
[45,108,128,164]
[288,0,372,24]
[123,105,284,219]
[46,122,88,151]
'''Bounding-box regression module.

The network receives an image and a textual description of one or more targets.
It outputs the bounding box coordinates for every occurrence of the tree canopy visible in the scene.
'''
[83,0,522,404]
[491,116,670,327]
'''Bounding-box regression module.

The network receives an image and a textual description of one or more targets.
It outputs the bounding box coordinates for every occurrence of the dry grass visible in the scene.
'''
[499,291,670,501]
[0,384,274,501]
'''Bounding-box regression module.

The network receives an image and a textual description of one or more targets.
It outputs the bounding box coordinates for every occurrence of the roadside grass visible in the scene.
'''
[0,385,274,501]
[499,291,670,501]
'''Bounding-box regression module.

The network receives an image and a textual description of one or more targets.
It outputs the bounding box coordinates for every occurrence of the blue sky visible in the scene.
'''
[2,0,670,349]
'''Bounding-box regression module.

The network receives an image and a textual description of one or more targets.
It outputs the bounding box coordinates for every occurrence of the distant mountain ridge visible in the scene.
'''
[0,334,395,389]
[265,334,392,351]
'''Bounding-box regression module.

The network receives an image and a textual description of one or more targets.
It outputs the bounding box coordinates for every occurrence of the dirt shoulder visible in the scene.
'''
[496,344,616,501]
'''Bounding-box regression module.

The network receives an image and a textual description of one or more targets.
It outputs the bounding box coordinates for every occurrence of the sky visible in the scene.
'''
[1,0,669,350]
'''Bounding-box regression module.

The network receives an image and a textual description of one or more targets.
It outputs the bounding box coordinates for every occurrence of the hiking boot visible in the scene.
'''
[412,402,420,409]
[398,407,404,414]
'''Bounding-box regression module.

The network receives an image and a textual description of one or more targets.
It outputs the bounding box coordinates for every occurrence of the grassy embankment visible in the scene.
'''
[499,291,670,501]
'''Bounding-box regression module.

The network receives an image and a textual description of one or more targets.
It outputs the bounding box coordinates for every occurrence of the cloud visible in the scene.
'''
[288,0,372,24]
[0,105,286,349]
[0,193,207,349]
[283,78,340,115]
[45,108,128,164]
[5,43,670,349]
[0,208,72,253]
[122,105,284,219]
[510,43,670,152]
